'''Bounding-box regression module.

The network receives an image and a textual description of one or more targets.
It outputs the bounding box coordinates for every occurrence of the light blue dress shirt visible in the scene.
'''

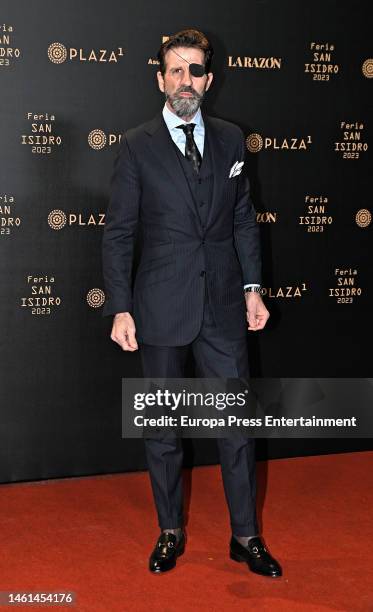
[161,102,260,291]
[162,102,204,157]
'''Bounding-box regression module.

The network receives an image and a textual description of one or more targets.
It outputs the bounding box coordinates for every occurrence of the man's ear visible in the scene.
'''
[156,70,165,93]
[205,72,213,91]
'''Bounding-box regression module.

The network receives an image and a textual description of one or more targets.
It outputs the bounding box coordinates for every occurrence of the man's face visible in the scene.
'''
[157,46,213,118]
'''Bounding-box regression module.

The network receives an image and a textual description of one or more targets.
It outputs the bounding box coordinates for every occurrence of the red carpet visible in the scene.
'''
[0,451,372,611]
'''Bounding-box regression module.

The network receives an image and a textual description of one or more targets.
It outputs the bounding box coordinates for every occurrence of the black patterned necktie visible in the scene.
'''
[176,123,202,174]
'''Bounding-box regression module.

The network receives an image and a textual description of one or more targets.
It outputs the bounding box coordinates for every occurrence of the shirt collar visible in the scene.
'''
[162,102,204,131]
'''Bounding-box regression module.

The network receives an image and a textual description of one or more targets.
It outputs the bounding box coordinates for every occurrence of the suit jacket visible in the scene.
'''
[101,110,262,346]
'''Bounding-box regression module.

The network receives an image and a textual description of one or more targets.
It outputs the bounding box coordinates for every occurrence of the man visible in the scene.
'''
[102,29,282,577]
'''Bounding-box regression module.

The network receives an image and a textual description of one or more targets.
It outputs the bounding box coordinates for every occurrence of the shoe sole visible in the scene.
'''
[230,551,282,578]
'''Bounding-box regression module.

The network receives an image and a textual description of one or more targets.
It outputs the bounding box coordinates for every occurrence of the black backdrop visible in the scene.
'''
[0,0,372,483]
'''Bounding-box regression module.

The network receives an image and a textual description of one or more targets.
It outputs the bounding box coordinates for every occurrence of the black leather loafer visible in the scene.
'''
[230,536,282,577]
[149,531,185,573]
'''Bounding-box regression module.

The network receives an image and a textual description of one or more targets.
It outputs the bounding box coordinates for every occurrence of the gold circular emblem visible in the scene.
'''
[362,59,373,78]
[48,209,66,230]
[87,288,105,308]
[47,43,67,64]
[246,133,263,153]
[355,208,371,227]
[88,129,107,150]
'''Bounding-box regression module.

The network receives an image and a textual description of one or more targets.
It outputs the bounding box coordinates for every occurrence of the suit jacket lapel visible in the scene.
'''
[203,113,228,229]
[145,112,200,221]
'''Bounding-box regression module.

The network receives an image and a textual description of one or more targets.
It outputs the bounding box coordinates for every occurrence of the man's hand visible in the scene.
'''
[245,292,270,331]
[111,312,138,351]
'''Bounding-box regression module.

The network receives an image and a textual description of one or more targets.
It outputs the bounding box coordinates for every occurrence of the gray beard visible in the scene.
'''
[165,87,205,118]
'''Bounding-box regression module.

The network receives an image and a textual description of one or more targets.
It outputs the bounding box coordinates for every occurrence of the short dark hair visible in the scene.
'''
[157,29,214,76]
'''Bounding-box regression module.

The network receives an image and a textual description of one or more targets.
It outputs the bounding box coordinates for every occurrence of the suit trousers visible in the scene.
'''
[139,282,259,537]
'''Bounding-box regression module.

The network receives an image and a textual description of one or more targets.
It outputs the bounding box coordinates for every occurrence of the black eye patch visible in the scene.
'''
[189,63,206,77]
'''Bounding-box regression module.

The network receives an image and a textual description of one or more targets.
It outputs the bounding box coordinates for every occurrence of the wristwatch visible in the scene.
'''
[244,285,262,294]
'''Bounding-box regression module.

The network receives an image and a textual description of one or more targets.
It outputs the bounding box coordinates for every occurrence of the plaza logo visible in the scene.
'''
[299,195,333,232]
[362,59,373,78]
[260,283,307,298]
[88,129,106,149]
[48,209,105,229]
[0,23,21,67]
[334,121,368,159]
[20,275,61,315]
[21,112,62,155]
[48,209,66,230]
[227,56,281,69]
[256,212,277,223]
[304,42,339,81]
[88,129,122,149]
[87,288,105,308]
[246,132,312,152]
[0,194,21,237]
[246,134,263,152]
[329,268,362,304]
[47,42,125,63]
[355,208,371,228]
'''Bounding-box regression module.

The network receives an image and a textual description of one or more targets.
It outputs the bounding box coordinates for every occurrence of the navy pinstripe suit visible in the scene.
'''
[102,111,262,536]
[102,111,261,345]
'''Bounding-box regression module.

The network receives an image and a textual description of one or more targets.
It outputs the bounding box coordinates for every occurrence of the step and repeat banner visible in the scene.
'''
[0,1,372,482]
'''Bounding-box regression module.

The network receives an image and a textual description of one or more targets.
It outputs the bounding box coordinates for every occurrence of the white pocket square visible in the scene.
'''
[229,160,244,178]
